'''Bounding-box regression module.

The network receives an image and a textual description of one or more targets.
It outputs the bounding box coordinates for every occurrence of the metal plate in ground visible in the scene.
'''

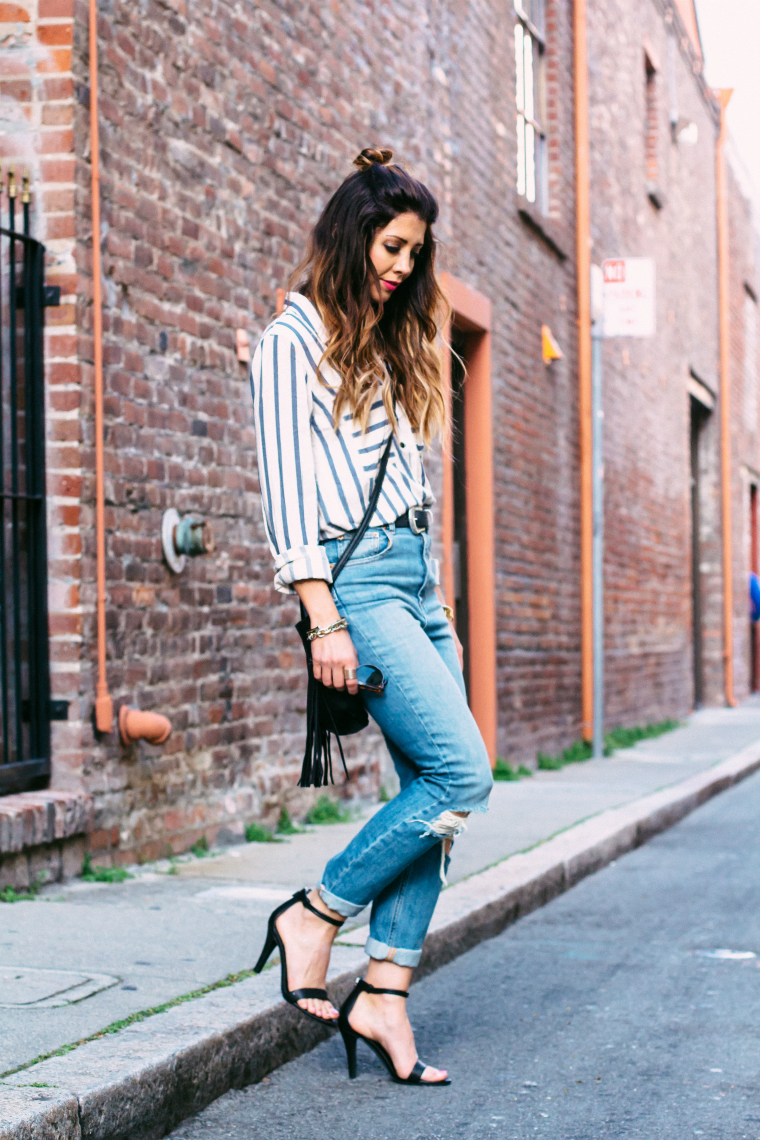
[0,966,119,1008]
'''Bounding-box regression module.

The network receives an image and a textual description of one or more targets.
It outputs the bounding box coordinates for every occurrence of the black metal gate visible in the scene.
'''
[0,183,51,794]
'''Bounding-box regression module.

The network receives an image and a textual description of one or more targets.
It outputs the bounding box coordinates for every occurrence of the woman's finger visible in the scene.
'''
[332,664,346,689]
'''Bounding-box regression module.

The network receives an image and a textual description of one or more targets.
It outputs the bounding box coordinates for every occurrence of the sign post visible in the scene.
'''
[591,258,656,760]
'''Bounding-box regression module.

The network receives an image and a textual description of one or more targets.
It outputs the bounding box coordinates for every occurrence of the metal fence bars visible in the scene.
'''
[0,198,51,794]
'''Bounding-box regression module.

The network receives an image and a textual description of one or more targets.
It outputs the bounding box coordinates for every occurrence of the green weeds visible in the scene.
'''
[305,795,351,825]
[538,719,680,771]
[276,808,303,835]
[0,876,44,903]
[0,966,260,1081]
[189,836,210,858]
[244,821,280,843]
[80,853,133,884]
[493,759,535,781]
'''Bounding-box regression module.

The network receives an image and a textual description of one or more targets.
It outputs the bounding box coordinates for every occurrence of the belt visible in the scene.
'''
[394,506,431,534]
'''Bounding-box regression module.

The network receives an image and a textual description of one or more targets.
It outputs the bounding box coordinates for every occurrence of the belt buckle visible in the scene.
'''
[407,506,429,535]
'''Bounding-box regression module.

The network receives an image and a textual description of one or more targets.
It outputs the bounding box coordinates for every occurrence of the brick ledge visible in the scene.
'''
[0,790,93,855]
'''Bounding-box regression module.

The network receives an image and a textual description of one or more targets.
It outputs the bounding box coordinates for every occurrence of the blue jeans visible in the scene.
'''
[318,526,493,967]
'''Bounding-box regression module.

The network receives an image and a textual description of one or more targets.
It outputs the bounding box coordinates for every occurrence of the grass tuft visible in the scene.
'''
[189,836,210,858]
[0,876,44,903]
[537,719,680,771]
[81,853,133,883]
[245,821,280,843]
[305,795,351,825]
[276,808,303,835]
[604,720,680,751]
[493,757,522,781]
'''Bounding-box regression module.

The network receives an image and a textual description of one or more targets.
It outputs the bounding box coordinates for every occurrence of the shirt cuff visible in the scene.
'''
[273,544,333,595]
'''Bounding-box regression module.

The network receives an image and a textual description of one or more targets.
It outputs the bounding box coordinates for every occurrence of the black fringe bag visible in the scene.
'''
[296,435,394,787]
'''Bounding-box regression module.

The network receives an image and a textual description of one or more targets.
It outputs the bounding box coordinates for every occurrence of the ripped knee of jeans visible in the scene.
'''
[413,809,469,842]
[412,810,469,886]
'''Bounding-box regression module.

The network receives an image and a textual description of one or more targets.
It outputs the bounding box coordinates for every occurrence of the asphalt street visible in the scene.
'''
[169,766,760,1140]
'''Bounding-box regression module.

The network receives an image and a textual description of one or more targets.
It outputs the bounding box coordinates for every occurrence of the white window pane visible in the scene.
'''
[525,122,536,202]
[515,24,524,112]
[524,32,534,120]
[516,115,526,196]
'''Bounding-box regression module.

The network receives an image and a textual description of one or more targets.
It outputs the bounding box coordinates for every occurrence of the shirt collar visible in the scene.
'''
[285,292,328,347]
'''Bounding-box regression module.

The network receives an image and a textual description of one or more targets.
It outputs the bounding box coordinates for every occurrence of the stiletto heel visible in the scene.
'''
[340,1024,358,1079]
[253,920,277,973]
[253,888,343,1026]
[338,979,451,1086]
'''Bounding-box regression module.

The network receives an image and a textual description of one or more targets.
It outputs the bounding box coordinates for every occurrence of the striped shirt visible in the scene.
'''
[250,293,434,593]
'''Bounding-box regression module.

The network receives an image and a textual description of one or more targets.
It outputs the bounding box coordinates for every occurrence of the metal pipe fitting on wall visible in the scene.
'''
[161,508,215,573]
[119,706,172,747]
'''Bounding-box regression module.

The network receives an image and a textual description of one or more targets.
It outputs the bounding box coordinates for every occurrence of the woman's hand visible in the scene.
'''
[310,628,359,693]
[295,579,359,694]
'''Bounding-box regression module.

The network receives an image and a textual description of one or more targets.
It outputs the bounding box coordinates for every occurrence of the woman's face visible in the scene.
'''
[368,212,427,302]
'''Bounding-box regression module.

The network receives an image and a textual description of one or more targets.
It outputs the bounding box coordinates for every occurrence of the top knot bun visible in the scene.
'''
[353,147,394,170]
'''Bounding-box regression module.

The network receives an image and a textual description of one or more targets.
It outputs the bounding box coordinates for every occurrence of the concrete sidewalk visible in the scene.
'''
[3,703,760,1139]
[3,702,760,1080]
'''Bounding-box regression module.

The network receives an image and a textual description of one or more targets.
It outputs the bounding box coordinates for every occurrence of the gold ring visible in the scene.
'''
[344,668,357,680]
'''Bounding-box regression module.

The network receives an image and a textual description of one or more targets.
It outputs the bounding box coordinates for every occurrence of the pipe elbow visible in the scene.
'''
[119,705,172,747]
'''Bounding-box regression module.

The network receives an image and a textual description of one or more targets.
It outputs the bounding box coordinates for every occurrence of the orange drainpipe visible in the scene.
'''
[716,89,736,707]
[574,0,593,739]
[90,0,112,733]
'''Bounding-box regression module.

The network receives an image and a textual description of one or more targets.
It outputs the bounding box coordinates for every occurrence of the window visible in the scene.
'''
[514,0,547,210]
[644,50,663,207]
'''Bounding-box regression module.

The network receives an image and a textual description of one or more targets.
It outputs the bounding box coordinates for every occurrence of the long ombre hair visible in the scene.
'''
[290,148,447,445]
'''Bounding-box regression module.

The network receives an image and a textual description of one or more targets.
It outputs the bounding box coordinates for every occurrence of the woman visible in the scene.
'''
[250,148,493,1086]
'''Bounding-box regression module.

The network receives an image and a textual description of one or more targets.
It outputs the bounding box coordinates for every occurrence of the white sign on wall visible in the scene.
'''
[602,257,656,338]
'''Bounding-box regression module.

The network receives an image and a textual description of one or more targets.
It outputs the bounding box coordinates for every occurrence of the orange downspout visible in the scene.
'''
[440,318,456,611]
[574,0,593,739]
[90,0,112,733]
[716,89,736,707]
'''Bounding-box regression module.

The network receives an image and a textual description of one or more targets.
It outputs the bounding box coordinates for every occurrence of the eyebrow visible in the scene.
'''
[384,233,424,248]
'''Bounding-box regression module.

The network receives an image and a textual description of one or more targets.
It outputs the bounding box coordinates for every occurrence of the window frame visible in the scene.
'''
[514,0,548,212]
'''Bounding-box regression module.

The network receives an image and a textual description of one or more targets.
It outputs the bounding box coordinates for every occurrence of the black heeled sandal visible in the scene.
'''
[253,887,343,1026]
[338,978,451,1086]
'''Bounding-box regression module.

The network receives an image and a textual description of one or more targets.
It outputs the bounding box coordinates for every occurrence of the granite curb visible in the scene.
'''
[3,739,760,1140]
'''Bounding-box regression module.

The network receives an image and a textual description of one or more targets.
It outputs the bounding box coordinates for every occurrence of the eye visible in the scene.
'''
[384,244,401,254]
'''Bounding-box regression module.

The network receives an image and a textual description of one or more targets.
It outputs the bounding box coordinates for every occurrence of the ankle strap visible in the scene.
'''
[294,888,344,927]
[358,979,408,998]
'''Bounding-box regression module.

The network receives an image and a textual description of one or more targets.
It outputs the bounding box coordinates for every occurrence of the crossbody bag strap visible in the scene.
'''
[331,432,394,583]
[297,431,394,629]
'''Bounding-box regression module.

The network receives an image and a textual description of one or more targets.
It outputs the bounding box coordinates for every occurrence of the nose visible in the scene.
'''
[395,250,413,277]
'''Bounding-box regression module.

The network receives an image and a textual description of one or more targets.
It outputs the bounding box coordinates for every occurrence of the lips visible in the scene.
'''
[381,280,399,292]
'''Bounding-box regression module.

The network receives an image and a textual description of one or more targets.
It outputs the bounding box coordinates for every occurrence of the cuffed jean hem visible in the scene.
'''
[318,883,366,918]
[364,936,422,968]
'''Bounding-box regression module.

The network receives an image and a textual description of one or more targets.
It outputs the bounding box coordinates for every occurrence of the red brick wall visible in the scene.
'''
[587,1,724,723]
[727,157,760,701]
[2,0,757,862]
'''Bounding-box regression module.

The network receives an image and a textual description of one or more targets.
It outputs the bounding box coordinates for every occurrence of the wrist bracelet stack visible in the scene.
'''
[306,616,349,642]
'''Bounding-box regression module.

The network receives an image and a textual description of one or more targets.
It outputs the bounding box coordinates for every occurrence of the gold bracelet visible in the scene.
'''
[442,604,454,622]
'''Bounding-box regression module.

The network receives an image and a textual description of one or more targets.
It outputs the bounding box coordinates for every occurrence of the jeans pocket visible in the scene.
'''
[337,528,394,566]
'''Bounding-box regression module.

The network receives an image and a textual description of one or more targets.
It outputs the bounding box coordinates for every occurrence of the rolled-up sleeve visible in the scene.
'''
[251,329,333,594]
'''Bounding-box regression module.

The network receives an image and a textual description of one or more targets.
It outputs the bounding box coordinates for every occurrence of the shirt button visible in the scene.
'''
[400,442,406,448]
